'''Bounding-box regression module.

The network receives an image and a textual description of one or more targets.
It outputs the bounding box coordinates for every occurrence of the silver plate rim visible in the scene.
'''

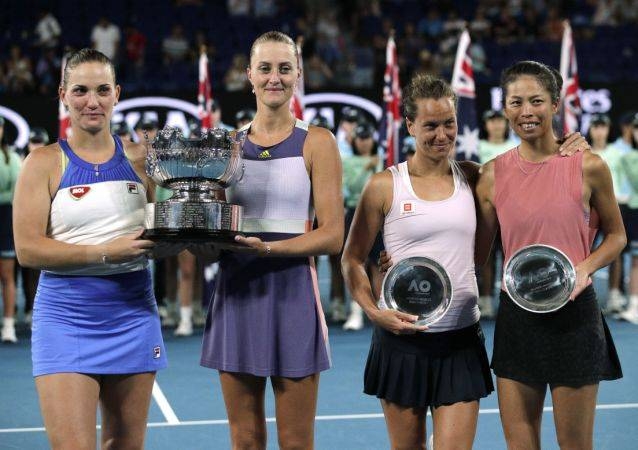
[503,244,576,313]
[381,256,453,327]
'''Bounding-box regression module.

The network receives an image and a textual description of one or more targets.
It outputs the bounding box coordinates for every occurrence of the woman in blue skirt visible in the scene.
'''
[13,48,178,450]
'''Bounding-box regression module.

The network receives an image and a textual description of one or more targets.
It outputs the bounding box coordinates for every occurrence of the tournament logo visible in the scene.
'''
[69,186,91,200]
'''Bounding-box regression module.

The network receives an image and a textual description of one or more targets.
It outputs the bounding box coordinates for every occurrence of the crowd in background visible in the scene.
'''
[1,0,638,96]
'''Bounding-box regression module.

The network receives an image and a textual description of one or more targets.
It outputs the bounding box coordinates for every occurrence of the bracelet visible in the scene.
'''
[265,245,271,256]
[101,251,109,265]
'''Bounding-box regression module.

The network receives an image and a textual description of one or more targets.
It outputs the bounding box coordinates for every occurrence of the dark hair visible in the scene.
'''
[501,60,563,104]
[249,31,299,67]
[61,48,116,89]
[402,74,457,122]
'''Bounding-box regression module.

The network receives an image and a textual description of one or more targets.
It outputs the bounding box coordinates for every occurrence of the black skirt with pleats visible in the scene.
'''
[363,322,494,408]
[492,285,622,385]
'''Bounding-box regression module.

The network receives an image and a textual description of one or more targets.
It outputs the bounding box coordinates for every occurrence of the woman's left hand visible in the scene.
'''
[558,132,591,156]
[233,235,271,256]
[569,264,590,300]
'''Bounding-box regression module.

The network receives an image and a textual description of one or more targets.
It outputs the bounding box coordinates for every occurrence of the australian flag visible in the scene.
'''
[559,20,581,135]
[381,33,402,167]
[451,30,480,162]
[198,46,213,131]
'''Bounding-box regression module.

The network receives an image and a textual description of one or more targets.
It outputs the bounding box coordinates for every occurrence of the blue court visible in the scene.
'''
[1,258,637,449]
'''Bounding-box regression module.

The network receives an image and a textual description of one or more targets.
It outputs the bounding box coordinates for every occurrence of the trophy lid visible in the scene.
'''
[382,256,453,327]
[503,244,575,313]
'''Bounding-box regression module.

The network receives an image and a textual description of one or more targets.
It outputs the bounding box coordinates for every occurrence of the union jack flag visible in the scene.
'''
[198,47,213,131]
[383,33,401,168]
[58,53,71,139]
[290,37,305,120]
[451,30,479,162]
[559,20,581,135]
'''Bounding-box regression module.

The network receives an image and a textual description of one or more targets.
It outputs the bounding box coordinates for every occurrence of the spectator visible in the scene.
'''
[211,100,233,130]
[91,17,121,61]
[123,24,147,81]
[223,54,250,92]
[235,108,255,129]
[589,113,627,314]
[162,24,191,65]
[18,127,50,326]
[34,48,60,95]
[305,53,334,90]
[5,45,35,93]
[0,116,21,343]
[227,0,250,16]
[33,9,61,51]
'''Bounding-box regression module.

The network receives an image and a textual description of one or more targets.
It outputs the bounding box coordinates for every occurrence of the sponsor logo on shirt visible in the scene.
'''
[153,346,161,359]
[400,201,415,215]
[258,149,271,159]
[127,183,139,194]
[69,186,91,200]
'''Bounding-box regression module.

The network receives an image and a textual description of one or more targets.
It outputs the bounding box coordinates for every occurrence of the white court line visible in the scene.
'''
[152,380,180,425]
[2,403,637,433]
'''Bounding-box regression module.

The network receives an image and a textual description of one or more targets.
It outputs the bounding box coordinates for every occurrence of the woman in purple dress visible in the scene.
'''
[199,31,343,449]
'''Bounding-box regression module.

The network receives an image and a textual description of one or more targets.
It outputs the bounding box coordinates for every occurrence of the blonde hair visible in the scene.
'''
[249,31,299,68]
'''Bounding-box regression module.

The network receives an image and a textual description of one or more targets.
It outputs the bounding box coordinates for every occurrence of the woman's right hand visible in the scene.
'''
[369,308,428,334]
[103,229,154,263]
[378,250,393,273]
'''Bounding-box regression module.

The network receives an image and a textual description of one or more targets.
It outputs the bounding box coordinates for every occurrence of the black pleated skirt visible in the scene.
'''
[364,322,494,408]
[492,285,622,385]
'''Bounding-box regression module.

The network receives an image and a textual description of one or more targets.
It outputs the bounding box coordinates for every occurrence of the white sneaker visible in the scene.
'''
[329,299,347,323]
[174,319,193,336]
[478,295,494,319]
[605,290,626,314]
[343,303,364,331]
[1,323,17,343]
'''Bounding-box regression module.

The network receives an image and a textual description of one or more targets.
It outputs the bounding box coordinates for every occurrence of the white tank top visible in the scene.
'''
[47,137,148,276]
[381,161,479,331]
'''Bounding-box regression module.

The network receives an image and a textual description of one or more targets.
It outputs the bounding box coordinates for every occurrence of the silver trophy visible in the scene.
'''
[503,244,576,313]
[382,256,453,326]
[143,126,245,242]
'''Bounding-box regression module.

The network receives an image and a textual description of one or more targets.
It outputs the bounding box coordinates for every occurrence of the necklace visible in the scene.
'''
[515,146,550,175]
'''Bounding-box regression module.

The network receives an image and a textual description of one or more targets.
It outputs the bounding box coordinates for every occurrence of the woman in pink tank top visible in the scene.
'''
[342,74,494,450]
[476,61,625,450]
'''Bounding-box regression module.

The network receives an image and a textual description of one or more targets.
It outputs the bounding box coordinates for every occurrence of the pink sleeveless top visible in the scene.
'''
[494,148,596,275]
[382,161,480,332]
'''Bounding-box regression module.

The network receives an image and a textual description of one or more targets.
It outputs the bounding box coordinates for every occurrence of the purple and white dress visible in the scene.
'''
[200,119,331,377]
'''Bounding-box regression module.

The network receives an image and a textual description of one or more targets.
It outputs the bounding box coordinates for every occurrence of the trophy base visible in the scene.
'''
[142,228,243,243]
[143,200,243,244]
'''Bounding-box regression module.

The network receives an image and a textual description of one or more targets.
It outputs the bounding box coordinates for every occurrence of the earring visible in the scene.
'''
[251,87,255,94]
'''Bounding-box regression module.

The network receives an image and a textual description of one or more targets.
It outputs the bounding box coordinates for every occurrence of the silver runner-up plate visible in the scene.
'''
[503,244,576,313]
[381,256,453,327]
